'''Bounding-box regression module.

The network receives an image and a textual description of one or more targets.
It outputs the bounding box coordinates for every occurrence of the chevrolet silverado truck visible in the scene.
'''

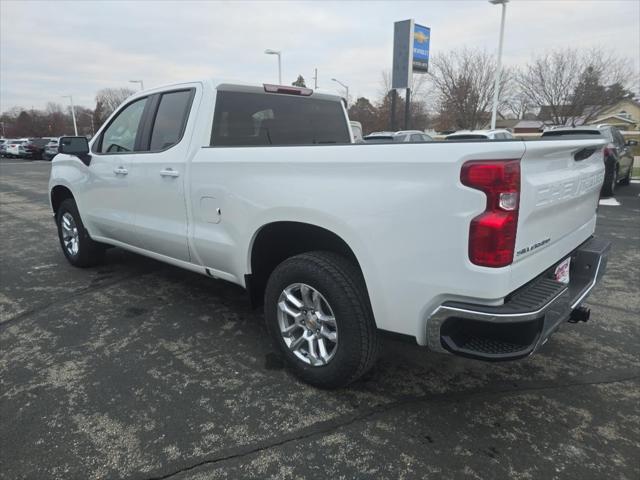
[49,80,611,388]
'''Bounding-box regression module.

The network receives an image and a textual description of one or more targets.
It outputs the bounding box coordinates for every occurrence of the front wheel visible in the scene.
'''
[56,198,105,267]
[264,251,379,388]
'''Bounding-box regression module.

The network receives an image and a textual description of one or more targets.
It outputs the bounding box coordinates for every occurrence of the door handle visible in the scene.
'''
[113,166,128,175]
[160,168,180,177]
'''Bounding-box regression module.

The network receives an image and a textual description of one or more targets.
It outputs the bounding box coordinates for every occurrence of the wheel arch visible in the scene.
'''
[50,184,75,215]
[246,221,369,309]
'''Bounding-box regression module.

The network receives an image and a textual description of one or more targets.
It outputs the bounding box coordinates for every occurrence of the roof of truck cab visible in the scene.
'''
[124,79,344,103]
[215,83,343,102]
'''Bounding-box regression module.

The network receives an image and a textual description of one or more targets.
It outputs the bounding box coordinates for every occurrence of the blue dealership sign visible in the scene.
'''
[412,24,430,72]
[392,19,430,88]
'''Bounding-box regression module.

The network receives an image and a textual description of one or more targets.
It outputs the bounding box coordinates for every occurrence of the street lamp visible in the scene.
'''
[61,95,78,136]
[331,78,349,106]
[489,0,509,130]
[129,79,144,91]
[264,49,282,84]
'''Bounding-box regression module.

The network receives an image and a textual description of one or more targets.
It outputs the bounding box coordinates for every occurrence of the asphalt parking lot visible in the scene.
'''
[0,157,638,480]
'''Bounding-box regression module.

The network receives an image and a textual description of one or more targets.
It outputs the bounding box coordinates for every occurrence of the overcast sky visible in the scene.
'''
[1,0,639,111]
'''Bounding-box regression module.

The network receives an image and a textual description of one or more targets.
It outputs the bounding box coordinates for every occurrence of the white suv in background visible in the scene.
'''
[445,129,514,140]
[363,130,434,143]
[5,139,29,158]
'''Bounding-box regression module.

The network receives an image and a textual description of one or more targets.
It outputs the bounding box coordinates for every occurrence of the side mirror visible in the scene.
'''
[625,139,638,147]
[59,136,89,155]
[59,136,91,165]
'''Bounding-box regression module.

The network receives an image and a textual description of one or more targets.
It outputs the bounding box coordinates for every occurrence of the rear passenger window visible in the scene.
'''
[211,91,350,146]
[98,98,147,153]
[410,134,423,142]
[149,90,194,151]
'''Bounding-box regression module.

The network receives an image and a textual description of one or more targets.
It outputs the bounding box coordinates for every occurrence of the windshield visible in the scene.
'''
[211,91,350,146]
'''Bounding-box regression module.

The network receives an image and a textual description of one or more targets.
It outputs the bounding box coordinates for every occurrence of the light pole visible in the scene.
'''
[264,49,282,84]
[129,79,144,91]
[489,0,508,130]
[331,78,349,106]
[62,95,78,136]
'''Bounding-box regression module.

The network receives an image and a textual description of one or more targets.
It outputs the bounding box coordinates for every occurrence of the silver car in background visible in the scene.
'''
[42,138,60,161]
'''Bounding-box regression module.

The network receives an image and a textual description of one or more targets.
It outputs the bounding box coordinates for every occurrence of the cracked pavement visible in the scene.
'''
[0,158,638,479]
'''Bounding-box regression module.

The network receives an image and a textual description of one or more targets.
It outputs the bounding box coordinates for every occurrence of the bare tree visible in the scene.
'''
[504,90,534,119]
[518,48,633,126]
[94,87,136,125]
[377,70,433,131]
[378,69,430,103]
[292,75,306,87]
[428,48,511,131]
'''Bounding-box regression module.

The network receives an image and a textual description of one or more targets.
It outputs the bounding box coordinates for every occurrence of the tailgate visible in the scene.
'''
[515,139,606,264]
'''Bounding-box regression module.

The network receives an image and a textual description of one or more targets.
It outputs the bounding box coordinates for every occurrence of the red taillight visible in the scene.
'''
[603,146,615,158]
[461,160,520,267]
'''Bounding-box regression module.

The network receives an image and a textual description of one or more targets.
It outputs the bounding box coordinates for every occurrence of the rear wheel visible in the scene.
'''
[56,198,105,267]
[264,251,379,388]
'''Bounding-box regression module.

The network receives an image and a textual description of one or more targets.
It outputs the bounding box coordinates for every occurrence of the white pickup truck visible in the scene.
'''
[49,80,610,388]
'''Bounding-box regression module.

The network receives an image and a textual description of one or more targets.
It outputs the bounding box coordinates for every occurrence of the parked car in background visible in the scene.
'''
[541,125,635,197]
[445,129,514,141]
[349,121,363,143]
[22,138,49,160]
[5,139,28,158]
[363,130,433,143]
[43,138,60,161]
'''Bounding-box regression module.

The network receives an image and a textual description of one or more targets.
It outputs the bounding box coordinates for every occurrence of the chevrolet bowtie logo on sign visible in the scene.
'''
[414,30,429,44]
[412,24,431,73]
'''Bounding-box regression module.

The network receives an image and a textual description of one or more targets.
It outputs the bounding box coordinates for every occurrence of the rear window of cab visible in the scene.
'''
[211,91,350,146]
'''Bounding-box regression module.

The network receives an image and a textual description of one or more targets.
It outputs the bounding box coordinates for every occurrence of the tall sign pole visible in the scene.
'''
[392,20,430,131]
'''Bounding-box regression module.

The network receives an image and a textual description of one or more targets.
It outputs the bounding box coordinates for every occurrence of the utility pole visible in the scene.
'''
[489,0,509,130]
[312,68,318,89]
[390,90,397,131]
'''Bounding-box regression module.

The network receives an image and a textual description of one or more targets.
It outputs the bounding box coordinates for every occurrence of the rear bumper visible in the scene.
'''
[426,236,610,361]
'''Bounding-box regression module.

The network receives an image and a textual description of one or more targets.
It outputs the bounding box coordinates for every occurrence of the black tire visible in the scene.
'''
[601,164,617,198]
[264,251,380,389]
[56,198,105,267]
